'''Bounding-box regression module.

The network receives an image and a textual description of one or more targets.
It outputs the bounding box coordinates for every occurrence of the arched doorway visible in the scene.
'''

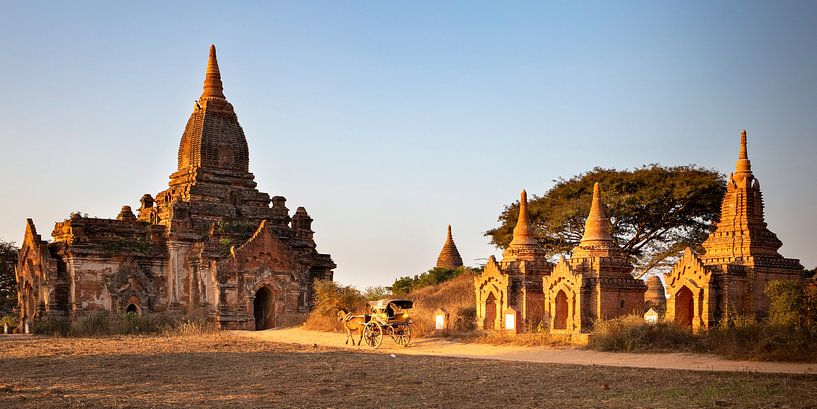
[254,287,275,330]
[126,304,140,315]
[675,286,694,328]
[554,290,568,330]
[484,293,497,330]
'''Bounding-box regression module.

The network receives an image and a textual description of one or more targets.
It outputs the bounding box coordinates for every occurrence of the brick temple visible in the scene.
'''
[542,183,646,333]
[664,131,803,331]
[15,45,335,330]
[475,190,552,330]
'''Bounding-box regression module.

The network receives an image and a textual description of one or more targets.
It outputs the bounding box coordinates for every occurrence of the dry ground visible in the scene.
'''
[1,333,816,408]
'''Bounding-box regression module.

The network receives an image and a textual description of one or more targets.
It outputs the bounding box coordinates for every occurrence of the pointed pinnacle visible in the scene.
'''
[736,129,752,174]
[580,182,613,245]
[510,189,537,246]
[201,44,225,99]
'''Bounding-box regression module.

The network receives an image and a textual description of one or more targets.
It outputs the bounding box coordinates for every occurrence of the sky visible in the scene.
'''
[1,1,815,288]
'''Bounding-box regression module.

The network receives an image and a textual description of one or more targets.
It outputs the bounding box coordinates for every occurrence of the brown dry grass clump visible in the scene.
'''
[589,314,704,353]
[32,311,215,337]
[588,314,817,362]
[404,271,476,337]
[469,331,575,347]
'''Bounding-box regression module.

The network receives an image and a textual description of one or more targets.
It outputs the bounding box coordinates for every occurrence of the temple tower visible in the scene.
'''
[475,190,552,331]
[435,225,464,269]
[664,131,803,331]
[542,183,646,333]
[15,45,335,331]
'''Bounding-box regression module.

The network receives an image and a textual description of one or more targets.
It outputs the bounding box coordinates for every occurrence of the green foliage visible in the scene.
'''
[218,238,233,257]
[217,220,259,236]
[391,267,468,296]
[362,286,391,301]
[1,314,18,331]
[485,165,726,274]
[0,240,18,315]
[765,280,805,327]
[101,238,152,255]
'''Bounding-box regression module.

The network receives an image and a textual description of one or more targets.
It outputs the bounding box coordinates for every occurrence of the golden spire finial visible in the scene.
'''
[510,189,538,246]
[446,224,453,241]
[736,129,752,174]
[580,182,613,245]
[201,44,225,100]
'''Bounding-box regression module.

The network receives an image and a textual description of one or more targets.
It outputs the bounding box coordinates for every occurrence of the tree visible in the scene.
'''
[0,240,19,315]
[362,286,391,301]
[485,165,726,275]
[390,267,467,295]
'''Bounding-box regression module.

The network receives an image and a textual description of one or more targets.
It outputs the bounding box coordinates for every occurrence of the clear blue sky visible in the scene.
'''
[1,1,815,287]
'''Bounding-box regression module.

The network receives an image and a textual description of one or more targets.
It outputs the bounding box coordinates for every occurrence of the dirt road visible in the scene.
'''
[241,327,817,374]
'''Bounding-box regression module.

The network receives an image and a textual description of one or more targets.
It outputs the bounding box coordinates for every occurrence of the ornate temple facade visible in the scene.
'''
[475,191,552,330]
[663,131,803,331]
[435,225,464,269]
[15,45,335,330]
[542,183,646,333]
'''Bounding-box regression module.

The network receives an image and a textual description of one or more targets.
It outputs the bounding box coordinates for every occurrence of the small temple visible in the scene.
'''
[475,190,552,330]
[435,225,464,269]
[664,131,804,331]
[542,183,646,333]
[15,45,335,331]
[644,276,667,307]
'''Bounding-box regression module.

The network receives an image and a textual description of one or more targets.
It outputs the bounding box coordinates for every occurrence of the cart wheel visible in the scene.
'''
[391,323,412,347]
[363,322,383,348]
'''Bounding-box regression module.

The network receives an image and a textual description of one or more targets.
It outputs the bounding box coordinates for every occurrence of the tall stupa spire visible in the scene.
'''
[579,182,614,246]
[201,44,226,100]
[735,129,752,174]
[436,225,464,269]
[510,190,538,246]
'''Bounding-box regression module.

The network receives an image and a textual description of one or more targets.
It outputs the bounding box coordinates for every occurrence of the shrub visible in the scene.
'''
[304,279,366,332]
[0,315,17,332]
[588,315,703,353]
[765,280,804,328]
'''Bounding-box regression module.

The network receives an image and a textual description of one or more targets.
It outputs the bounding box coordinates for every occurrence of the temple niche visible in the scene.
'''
[542,183,646,333]
[475,190,552,330]
[435,225,464,269]
[15,45,335,331]
[664,131,803,331]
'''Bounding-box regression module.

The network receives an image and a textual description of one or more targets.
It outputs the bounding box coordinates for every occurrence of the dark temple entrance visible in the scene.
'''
[675,286,694,329]
[254,287,275,330]
[554,290,568,330]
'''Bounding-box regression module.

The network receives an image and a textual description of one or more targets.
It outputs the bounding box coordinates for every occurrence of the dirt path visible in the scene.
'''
[241,327,817,374]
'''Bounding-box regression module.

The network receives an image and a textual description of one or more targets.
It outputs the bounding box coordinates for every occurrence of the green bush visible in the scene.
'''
[391,267,469,296]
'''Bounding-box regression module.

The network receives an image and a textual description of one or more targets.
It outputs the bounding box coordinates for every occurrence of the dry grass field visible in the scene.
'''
[1,333,816,408]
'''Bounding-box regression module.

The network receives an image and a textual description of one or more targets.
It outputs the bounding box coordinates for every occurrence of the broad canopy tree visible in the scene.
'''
[486,165,726,276]
[0,240,19,316]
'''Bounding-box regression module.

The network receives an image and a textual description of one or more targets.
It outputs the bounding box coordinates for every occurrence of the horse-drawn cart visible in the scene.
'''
[361,299,413,348]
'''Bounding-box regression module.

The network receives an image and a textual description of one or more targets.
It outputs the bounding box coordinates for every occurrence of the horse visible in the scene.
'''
[337,309,370,346]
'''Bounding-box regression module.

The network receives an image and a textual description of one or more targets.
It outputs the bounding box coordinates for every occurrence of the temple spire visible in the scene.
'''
[580,182,614,246]
[510,190,538,246]
[436,225,464,269]
[735,129,752,174]
[201,44,225,100]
